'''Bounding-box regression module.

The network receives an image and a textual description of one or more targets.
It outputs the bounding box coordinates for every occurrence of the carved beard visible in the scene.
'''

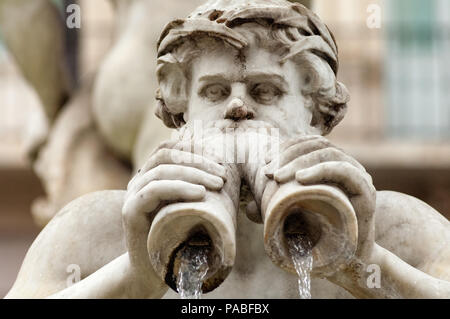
[180,118,318,140]
[174,119,282,167]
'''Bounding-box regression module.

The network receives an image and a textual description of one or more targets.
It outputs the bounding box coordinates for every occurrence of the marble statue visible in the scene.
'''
[5,0,450,299]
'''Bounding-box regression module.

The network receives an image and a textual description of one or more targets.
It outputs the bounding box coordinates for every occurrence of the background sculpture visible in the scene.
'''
[0,0,448,300]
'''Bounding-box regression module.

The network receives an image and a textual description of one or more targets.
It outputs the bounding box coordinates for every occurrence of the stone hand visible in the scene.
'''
[264,135,377,262]
[122,143,227,287]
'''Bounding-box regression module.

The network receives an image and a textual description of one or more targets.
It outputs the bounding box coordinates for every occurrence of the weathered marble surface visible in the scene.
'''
[5,0,450,299]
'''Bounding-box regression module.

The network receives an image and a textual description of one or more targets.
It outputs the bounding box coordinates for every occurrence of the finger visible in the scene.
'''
[277,138,336,167]
[139,148,227,181]
[265,138,335,177]
[123,180,206,226]
[265,135,321,164]
[129,165,224,194]
[254,165,271,203]
[295,162,375,198]
[274,148,365,183]
[168,139,225,164]
[126,166,147,192]
[127,172,139,192]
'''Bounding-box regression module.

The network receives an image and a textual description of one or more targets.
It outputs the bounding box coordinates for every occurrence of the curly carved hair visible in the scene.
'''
[155,2,349,135]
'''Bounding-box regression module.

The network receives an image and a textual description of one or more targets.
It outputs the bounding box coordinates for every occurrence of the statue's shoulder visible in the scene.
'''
[36,189,127,257]
[43,189,127,249]
[375,190,448,223]
[52,190,126,221]
[374,190,449,272]
[6,190,127,298]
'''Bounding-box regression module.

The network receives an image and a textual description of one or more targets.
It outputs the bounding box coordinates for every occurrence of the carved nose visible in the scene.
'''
[224,98,254,121]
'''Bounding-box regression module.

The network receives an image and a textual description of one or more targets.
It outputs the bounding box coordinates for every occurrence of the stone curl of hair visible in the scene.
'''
[155,22,350,135]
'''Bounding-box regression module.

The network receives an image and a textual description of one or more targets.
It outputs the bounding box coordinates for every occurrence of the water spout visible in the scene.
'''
[176,237,211,299]
[287,233,313,299]
[147,192,238,294]
[261,181,358,277]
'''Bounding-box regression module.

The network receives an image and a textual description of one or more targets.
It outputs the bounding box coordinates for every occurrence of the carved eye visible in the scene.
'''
[201,84,230,102]
[251,83,282,104]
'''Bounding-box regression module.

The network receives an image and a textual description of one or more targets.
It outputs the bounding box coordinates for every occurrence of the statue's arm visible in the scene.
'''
[47,253,164,299]
[5,190,167,299]
[330,191,450,298]
[9,143,226,299]
[263,136,450,298]
[331,242,450,299]
[375,191,450,280]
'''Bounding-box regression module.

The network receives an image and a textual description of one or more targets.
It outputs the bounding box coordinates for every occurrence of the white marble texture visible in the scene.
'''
[5,0,450,299]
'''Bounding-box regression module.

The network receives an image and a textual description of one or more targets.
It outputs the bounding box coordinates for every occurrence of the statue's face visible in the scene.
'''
[186,42,320,138]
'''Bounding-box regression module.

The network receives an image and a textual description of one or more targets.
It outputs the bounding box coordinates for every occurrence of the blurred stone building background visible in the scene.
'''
[0,0,449,297]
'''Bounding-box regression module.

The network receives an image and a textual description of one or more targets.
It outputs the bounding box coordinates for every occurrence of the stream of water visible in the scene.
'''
[287,234,313,299]
[176,245,210,299]
[176,232,313,299]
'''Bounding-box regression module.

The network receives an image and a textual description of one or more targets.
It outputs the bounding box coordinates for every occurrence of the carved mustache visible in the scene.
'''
[178,119,280,140]
[208,119,277,132]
